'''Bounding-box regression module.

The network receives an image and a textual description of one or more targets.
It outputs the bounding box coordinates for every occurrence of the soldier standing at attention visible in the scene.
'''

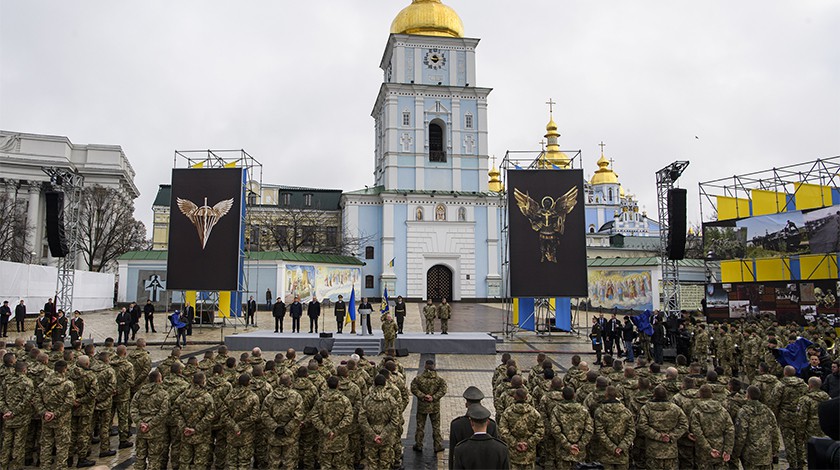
[131,370,170,470]
[226,374,261,470]
[382,314,398,352]
[160,363,190,469]
[310,375,354,470]
[423,299,437,334]
[452,404,510,470]
[410,360,448,453]
[591,386,635,470]
[261,373,305,470]
[206,364,233,468]
[732,385,779,470]
[292,367,320,470]
[174,372,215,469]
[111,345,136,449]
[37,360,76,470]
[360,374,402,470]
[128,338,152,398]
[250,365,273,468]
[636,385,688,470]
[333,295,346,334]
[438,298,452,335]
[69,355,98,468]
[499,387,545,470]
[689,384,734,469]
[798,377,830,468]
[157,347,183,380]
[394,296,407,334]
[91,351,117,459]
[773,365,808,470]
[0,360,35,470]
[336,366,363,468]
[547,386,593,470]
[449,386,499,469]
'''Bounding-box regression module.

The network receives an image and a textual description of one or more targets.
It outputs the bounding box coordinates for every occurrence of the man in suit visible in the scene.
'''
[272,297,286,333]
[130,302,142,340]
[449,386,499,470]
[115,307,131,345]
[358,297,373,335]
[14,299,26,332]
[307,296,321,333]
[143,299,156,333]
[452,405,509,470]
[183,302,195,335]
[608,312,623,357]
[289,296,303,333]
[246,296,257,326]
[43,297,56,316]
[0,300,11,337]
[265,288,272,311]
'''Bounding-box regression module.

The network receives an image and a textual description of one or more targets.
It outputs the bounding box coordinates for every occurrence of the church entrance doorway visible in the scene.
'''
[426,265,453,302]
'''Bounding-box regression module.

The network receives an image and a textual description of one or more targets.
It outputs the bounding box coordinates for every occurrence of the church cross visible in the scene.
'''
[545,98,556,115]
[538,139,546,150]
[598,141,606,154]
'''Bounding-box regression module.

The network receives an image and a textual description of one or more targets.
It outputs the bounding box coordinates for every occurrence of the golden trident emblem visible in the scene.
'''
[177,197,234,249]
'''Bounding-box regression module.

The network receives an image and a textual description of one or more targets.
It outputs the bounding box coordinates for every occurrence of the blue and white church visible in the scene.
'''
[342,0,502,301]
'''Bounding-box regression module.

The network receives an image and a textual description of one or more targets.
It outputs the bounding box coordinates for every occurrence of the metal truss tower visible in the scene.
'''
[656,161,689,317]
[42,167,84,314]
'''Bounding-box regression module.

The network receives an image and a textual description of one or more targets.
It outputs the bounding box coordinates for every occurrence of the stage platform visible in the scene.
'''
[224,331,499,355]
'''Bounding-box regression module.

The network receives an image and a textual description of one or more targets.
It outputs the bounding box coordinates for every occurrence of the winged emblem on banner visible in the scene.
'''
[514,186,578,263]
[177,197,234,249]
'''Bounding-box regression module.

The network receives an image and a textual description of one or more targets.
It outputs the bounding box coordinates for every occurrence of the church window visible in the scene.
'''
[429,121,446,162]
[458,207,466,221]
[435,204,446,221]
[608,188,613,201]
[402,111,411,126]
[589,225,596,233]
[304,194,312,207]
[365,246,374,259]
[365,275,374,289]
[465,113,473,129]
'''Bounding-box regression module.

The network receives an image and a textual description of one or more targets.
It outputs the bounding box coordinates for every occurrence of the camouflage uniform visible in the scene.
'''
[128,347,152,396]
[160,373,190,469]
[225,383,261,470]
[627,388,653,469]
[348,367,371,396]
[548,399,593,470]
[0,370,35,469]
[382,318,398,352]
[564,367,584,392]
[410,369,448,450]
[292,375,319,470]
[310,389,354,470]
[68,364,98,462]
[131,381,170,470]
[689,399,735,470]
[671,387,700,470]
[423,304,437,333]
[693,329,710,365]
[537,389,565,466]
[359,386,401,470]
[156,355,183,380]
[437,302,451,334]
[751,373,779,407]
[498,401,545,469]
[797,388,830,467]
[90,359,116,455]
[716,332,735,376]
[733,400,779,470]
[110,355,135,443]
[261,384,305,470]
[723,390,746,424]
[205,374,232,469]
[592,399,635,470]
[337,376,363,465]
[637,400,688,470]
[37,371,76,470]
[250,375,273,468]
[771,376,807,469]
[174,383,216,469]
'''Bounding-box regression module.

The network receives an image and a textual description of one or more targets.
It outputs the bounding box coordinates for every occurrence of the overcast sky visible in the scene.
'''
[2,1,838,234]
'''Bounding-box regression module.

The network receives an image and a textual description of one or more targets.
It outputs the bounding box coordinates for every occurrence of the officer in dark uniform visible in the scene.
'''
[394,296,407,334]
[452,404,509,470]
[334,295,346,334]
[448,386,499,470]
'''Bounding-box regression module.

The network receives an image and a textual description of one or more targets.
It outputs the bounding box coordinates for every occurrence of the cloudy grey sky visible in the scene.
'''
[2,0,838,233]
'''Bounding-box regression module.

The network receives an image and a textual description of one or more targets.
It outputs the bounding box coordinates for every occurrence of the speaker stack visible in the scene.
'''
[667,188,687,260]
[45,191,69,257]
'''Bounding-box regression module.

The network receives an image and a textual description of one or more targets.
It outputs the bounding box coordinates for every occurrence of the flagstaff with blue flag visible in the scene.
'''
[344,286,357,333]
[380,287,390,319]
[773,337,813,374]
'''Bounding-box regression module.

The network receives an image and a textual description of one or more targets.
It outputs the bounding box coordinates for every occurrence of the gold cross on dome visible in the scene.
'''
[545,98,556,115]
[598,141,606,154]
[539,139,546,150]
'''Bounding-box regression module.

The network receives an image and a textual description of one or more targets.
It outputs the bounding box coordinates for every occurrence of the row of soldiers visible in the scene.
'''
[490,349,833,470]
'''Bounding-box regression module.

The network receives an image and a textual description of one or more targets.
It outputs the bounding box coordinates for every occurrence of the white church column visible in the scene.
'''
[26,184,40,261]
[451,98,462,191]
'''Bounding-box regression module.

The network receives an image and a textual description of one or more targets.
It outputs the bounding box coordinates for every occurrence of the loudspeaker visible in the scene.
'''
[396,348,409,357]
[319,332,333,338]
[45,191,69,257]
[303,346,318,355]
[667,188,687,260]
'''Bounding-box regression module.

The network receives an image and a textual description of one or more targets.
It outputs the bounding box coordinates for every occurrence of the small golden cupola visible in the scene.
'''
[390,0,465,38]
[488,157,503,192]
[590,146,619,185]
[537,100,570,169]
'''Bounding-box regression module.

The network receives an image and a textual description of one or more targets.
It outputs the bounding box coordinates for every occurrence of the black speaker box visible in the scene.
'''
[667,188,687,260]
[303,346,318,355]
[396,348,409,357]
[45,191,69,257]
[319,332,333,338]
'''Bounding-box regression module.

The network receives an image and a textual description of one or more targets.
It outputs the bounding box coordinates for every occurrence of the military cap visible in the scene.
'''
[467,404,491,420]
[463,386,485,401]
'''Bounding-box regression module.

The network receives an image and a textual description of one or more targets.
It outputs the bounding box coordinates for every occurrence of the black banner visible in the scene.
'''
[508,169,587,297]
[166,168,244,291]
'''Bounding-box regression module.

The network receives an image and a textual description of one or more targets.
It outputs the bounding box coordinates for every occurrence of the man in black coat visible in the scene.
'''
[608,312,623,356]
[129,302,142,340]
[651,314,667,364]
[449,386,499,470]
[143,300,156,333]
[0,300,11,337]
[115,307,131,345]
[272,297,286,333]
[452,404,509,470]
[53,310,68,344]
[358,297,374,334]
[289,296,303,333]
[265,288,272,311]
[333,295,346,334]
[394,296,407,334]
[43,297,56,316]
[822,360,840,398]
[14,300,26,332]
[184,302,195,335]
[246,296,257,326]
[307,296,321,333]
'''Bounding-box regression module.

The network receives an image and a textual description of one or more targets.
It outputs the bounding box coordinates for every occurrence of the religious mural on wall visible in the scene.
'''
[284,264,362,303]
[285,264,316,302]
[588,270,653,311]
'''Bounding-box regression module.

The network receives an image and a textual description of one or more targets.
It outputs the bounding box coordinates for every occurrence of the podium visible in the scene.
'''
[357,308,372,336]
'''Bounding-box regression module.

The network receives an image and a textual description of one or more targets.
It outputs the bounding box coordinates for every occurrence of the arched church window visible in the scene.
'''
[365,246,374,259]
[435,204,446,221]
[429,121,446,162]
[458,207,466,221]
[415,207,423,221]
[465,113,473,129]
[365,275,374,289]
[402,111,411,127]
[608,188,613,201]
[589,225,596,233]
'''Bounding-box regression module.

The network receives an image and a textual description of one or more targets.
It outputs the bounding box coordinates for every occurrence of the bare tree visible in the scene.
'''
[0,192,31,262]
[250,207,375,256]
[77,186,148,272]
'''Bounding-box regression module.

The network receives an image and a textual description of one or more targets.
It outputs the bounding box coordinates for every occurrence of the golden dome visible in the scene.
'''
[590,152,619,185]
[619,184,625,198]
[488,163,503,192]
[391,0,464,38]
[538,114,570,169]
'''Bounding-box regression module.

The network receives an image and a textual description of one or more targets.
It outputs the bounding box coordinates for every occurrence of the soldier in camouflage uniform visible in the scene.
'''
[437,299,452,334]
[410,360,448,452]
[111,345,135,448]
[591,386,635,470]
[262,373,305,470]
[131,370,170,470]
[292,366,319,470]
[69,355,98,467]
[672,377,701,469]
[382,314,398,352]
[359,374,402,470]
[733,385,779,470]
[537,376,565,467]
[1,360,35,470]
[128,338,152,398]
[347,358,371,396]
[423,299,437,334]
[37,360,76,470]
[797,376,829,468]
[310,375,354,470]
[492,353,513,389]
[160,363,190,470]
[689,384,734,470]
[637,385,688,470]
[772,365,807,470]
[716,326,735,376]
[157,347,183,380]
[197,350,215,374]
[499,388,545,470]
[225,374,261,470]
[174,372,215,469]
[223,357,238,384]
[548,387,593,470]
[693,324,710,365]
[752,362,779,407]
[183,357,199,382]
[206,364,233,469]
[379,368,408,468]
[91,351,117,458]
[336,365,363,466]
[249,365,273,468]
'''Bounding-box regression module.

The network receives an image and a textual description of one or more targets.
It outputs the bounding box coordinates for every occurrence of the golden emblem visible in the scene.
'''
[177,197,234,249]
[514,186,578,263]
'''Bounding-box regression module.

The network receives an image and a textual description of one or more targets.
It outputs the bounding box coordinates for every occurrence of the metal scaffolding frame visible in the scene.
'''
[498,148,584,338]
[656,161,689,318]
[41,167,84,314]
